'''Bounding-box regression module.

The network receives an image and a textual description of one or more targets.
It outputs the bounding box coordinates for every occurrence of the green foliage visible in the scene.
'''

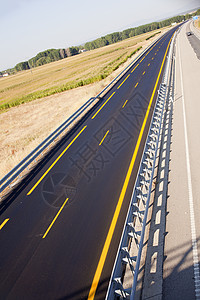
[146,31,161,40]
[69,46,79,56]
[15,61,30,72]
[28,49,62,68]
[195,9,200,15]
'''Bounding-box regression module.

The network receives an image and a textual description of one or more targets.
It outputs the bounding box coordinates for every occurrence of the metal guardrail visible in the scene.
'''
[105,32,176,300]
[0,32,166,198]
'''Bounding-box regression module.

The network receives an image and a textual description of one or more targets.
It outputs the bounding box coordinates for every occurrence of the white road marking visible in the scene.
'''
[178,35,200,300]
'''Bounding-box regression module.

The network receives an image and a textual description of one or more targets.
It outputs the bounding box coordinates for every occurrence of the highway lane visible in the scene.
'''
[0,25,180,299]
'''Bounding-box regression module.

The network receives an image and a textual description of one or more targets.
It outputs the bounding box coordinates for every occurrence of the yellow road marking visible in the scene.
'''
[122,100,128,108]
[140,57,145,62]
[91,92,115,119]
[27,126,87,195]
[42,198,69,239]
[117,74,130,90]
[148,63,150,66]
[0,219,9,230]
[152,57,154,60]
[87,35,173,300]
[143,71,146,75]
[135,82,139,88]
[99,130,109,146]
[131,63,139,73]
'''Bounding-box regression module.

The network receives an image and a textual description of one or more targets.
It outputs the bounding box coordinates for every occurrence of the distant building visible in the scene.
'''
[171,22,177,26]
[80,49,87,53]
[3,73,9,77]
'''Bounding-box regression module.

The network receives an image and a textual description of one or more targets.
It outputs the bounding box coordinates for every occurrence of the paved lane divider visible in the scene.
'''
[0,218,9,230]
[117,74,130,90]
[91,92,115,120]
[131,64,139,73]
[134,82,139,88]
[99,130,110,146]
[122,100,128,108]
[42,198,69,239]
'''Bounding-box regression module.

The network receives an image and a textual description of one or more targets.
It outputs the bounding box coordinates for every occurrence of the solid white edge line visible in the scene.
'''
[178,30,200,300]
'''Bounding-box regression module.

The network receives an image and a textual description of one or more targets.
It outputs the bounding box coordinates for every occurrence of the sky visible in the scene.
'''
[0,0,199,71]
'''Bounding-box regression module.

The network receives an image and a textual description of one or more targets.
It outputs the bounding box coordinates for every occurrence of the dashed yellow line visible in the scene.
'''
[117,74,130,89]
[99,130,109,146]
[152,57,154,60]
[148,63,150,67]
[42,198,69,239]
[27,126,87,195]
[92,92,115,119]
[143,71,146,75]
[122,100,128,108]
[135,82,139,88]
[0,219,9,230]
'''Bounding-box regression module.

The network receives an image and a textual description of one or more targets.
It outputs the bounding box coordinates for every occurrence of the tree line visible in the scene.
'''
[1,47,81,75]
[1,10,199,76]
[84,14,194,50]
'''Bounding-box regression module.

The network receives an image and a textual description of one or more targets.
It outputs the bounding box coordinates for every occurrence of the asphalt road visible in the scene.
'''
[187,23,200,60]
[0,25,180,300]
[163,21,200,299]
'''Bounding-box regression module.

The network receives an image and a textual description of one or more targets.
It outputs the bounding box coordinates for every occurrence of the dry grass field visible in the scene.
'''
[0,27,170,180]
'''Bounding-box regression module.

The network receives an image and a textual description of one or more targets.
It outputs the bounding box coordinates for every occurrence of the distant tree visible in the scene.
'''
[185,13,190,20]
[14,61,30,72]
[36,57,51,66]
[69,46,79,56]
[151,23,158,30]
[196,9,200,15]
[60,49,67,59]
